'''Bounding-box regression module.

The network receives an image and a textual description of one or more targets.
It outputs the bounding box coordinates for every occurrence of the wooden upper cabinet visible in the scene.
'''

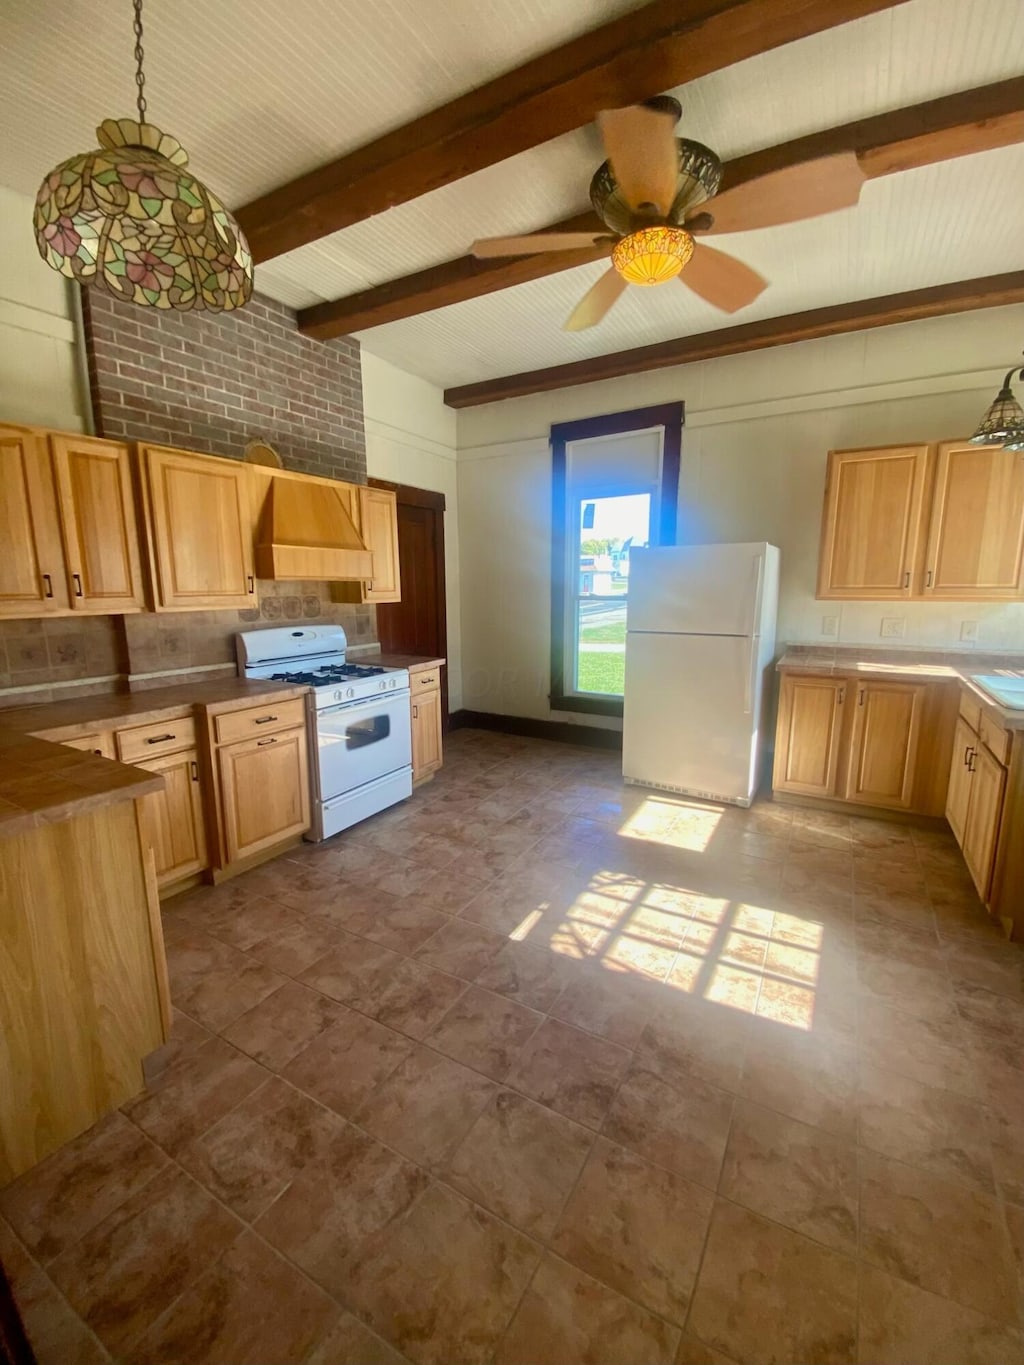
[0,424,69,615]
[817,445,930,599]
[772,674,846,797]
[50,434,144,613]
[843,680,925,810]
[922,442,1024,599]
[140,445,257,611]
[358,486,401,602]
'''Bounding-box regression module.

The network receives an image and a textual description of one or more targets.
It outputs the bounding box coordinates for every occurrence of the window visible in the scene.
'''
[550,403,683,717]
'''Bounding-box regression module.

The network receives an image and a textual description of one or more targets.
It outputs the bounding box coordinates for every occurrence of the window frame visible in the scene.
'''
[550,402,683,718]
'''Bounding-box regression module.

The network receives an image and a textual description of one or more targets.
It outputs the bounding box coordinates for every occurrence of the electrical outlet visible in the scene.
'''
[960,620,978,643]
[821,615,838,638]
[880,617,906,639]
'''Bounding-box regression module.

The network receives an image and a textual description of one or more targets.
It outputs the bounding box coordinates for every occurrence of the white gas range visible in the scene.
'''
[236,626,412,841]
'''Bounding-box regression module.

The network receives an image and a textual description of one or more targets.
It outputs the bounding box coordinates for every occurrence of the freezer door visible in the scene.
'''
[622,632,763,803]
[627,543,769,636]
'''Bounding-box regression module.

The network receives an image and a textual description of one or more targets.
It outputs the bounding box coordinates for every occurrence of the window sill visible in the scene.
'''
[550,692,624,719]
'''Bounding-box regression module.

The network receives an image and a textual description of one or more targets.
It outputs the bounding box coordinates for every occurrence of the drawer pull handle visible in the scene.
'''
[72,572,84,597]
[247,575,255,594]
[146,733,176,744]
[420,676,436,685]
[42,573,54,598]
[257,737,276,746]
[191,760,199,782]
[254,715,277,724]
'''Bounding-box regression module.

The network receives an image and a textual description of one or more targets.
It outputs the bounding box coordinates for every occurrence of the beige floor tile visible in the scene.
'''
[245,916,348,977]
[550,969,652,1048]
[636,1001,749,1093]
[738,1027,859,1138]
[860,1002,976,1096]
[220,981,347,1071]
[506,1018,630,1130]
[428,985,542,1080]
[372,959,468,1039]
[130,1229,337,1364]
[602,1064,733,1189]
[858,1264,1022,1365]
[860,1149,1018,1322]
[414,917,507,978]
[346,1183,540,1365]
[856,954,957,1026]
[448,1090,593,1239]
[688,1199,857,1365]
[719,1099,859,1254]
[298,937,403,1012]
[339,895,450,952]
[552,1138,713,1324]
[943,938,1024,999]
[474,940,578,1011]
[357,1046,497,1170]
[282,1012,414,1117]
[165,931,286,1033]
[197,894,303,953]
[122,1037,265,1156]
[857,1063,995,1192]
[495,1253,679,1365]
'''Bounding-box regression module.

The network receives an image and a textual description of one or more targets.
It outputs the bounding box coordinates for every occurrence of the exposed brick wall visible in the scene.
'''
[81,289,365,482]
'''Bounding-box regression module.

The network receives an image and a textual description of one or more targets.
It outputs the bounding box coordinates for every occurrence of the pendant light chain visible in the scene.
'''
[133,0,147,124]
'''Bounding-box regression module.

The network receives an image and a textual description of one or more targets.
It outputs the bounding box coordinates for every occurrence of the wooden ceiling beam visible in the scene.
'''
[238,0,908,263]
[298,76,1024,340]
[442,271,1024,407]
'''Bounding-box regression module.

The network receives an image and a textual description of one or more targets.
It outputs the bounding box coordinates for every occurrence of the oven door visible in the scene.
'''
[315,689,412,802]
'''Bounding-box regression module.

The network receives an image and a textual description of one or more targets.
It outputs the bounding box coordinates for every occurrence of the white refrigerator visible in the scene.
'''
[622,542,780,807]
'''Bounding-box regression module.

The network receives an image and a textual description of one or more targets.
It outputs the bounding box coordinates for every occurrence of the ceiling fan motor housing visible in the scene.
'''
[590,138,723,235]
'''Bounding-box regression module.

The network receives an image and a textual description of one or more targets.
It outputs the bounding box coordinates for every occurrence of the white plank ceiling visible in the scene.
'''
[2,0,1023,388]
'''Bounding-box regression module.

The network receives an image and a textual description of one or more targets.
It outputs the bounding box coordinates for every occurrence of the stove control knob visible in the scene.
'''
[379,680,386,691]
[346,687,355,699]
[389,678,397,689]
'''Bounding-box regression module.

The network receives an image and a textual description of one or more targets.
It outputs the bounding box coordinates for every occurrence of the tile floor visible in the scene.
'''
[3,727,1024,1364]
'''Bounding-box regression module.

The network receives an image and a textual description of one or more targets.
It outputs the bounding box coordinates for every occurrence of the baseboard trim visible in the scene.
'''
[449,709,623,751]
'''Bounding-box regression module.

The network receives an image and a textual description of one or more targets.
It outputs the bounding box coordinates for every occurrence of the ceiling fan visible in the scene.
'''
[471,97,865,331]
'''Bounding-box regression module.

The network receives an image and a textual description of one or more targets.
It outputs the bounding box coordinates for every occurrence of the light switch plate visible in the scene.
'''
[880,617,906,639]
[960,620,978,643]
[821,615,838,638]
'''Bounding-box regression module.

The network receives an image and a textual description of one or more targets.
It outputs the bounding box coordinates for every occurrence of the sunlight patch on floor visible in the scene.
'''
[617,796,724,852]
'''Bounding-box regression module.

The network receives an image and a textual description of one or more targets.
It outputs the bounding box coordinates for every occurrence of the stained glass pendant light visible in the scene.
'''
[33,0,252,312]
[612,226,695,286]
[969,352,1024,451]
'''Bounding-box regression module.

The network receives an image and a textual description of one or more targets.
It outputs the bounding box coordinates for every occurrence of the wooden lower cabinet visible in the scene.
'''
[945,715,976,846]
[59,730,115,758]
[946,698,1010,905]
[773,675,846,797]
[135,749,208,888]
[843,680,924,810]
[412,685,443,783]
[962,744,1006,900]
[216,726,310,863]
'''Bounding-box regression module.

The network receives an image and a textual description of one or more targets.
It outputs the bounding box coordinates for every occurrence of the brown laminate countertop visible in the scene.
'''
[0,678,309,839]
[777,645,1024,730]
[371,653,446,672]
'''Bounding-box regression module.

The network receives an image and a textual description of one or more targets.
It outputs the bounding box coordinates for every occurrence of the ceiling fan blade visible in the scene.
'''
[564,267,628,332]
[471,232,610,258]
[597,106,678,216]
[681,243,767,313]
[689,152,865,236]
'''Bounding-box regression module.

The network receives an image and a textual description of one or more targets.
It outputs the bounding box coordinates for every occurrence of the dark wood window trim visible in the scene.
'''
[550,401,683,719]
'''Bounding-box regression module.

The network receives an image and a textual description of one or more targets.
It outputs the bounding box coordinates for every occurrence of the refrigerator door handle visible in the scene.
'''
[742,555,765,715]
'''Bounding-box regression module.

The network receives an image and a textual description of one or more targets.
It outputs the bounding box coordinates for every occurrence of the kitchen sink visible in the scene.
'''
[970,674,1024,710]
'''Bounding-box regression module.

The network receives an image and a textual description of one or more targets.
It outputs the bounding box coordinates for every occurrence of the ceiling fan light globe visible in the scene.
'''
[612,226,694,285]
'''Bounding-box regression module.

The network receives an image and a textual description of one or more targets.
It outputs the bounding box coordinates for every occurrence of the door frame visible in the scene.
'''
[368,478,449,726]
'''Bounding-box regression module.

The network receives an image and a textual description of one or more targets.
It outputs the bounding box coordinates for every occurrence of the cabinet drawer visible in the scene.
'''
[958,691,982,732]
[410,668,441,696]
[117,715,195,761]
[62,731,115,759]
[214,697,307,745]
[979,713,1011,766]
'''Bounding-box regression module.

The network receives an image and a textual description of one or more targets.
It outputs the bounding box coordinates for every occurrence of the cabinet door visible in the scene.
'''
[50,434,145,612]
[217,727,310,863]
[817,445,930,598]
[411,687,442,782]
[962,743,1007,902]
[142,445,257,610]
[359,486,401,602]
[945,715,977,848]
[0,424,69,615]
[844,681,924,810]
[922,442,1024,599]
[135,749,208,887]
[773,675,846,797]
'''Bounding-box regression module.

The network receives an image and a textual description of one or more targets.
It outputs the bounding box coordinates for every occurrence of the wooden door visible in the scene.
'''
[0,424,68,616]
[141,446,257,610]
[773,675,846,797]
[135,749,208,886]
[50,434,144,612]
[922,442,1024,598]
[844,680,925,809]
[358,485,401,602]
[945,715,977,848]
[218,728,310,863]
[817,445,930,598]
[374,481,448,721]
[962,743,1007,902]
[411,686,443,782]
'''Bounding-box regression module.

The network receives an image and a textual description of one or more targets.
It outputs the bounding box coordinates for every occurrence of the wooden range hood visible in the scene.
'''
[254,471,372,581]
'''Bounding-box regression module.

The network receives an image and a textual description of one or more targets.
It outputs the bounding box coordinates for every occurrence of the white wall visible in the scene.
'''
[456,303,1024,726]
[361,352,463,709]
[0,186,89,431]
